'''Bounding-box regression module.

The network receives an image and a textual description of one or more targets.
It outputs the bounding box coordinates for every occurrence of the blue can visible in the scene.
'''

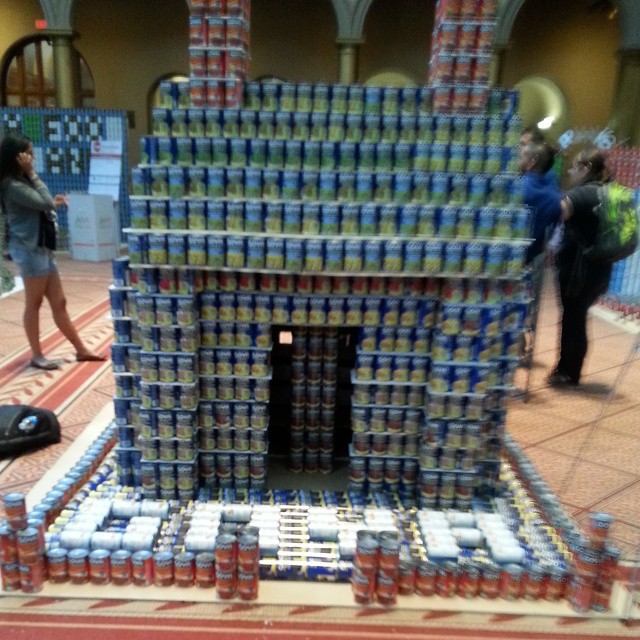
[266,237,285,269]
[344,239,363,272]
[485,244,507,275]
[206,236,224,268]
[443,242,464,273]
[130,200,149,229]
[398,204,419,236]
[356,172,374,202]
[431,173,450,206]
[403,242,423,273]
[321,204,340,234]
[247,237,266,269]
[205,201,224,232]
[476,207,496,238]
[383,240,403,272]
[325,240,344,272]
[364,240,382,271]
[266,140,284,168]
[284,203,302,233]
[513,208,531,239]
[319,172,337,201]
[305,239,325,272]
[359,203,378,235]
[265,202,284,234]
[285,238,304,271]
[393,174,412,203]
[206,167,225,198]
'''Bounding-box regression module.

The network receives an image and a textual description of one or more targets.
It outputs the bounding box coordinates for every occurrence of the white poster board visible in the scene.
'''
[88,139,123,201]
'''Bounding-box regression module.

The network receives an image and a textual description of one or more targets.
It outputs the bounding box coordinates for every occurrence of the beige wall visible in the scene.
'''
[249,0,337,83]
[0,0,41,71]
[359,0,434,85]
[74,0,189,165]
[502,0,620,131]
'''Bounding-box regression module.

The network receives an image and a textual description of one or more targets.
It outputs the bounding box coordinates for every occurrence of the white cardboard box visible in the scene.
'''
[67,193,118,262]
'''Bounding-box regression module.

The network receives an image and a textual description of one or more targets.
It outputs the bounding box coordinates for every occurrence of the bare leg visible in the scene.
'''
[22,275,49,359]
[45,271,104,360]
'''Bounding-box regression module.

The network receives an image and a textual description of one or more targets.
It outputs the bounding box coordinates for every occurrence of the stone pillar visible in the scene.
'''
[336,38,362,85]
[609,49,640,146]
[489,46,506,87]
[49,31,77,108]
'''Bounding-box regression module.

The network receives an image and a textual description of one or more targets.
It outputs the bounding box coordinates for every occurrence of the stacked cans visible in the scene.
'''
[289,327,338,474]
[568,514,619,613]
[1,494,45,593]
[215,527,260,600]
[187,0,250,108]
[351,530,401,606]
[429,0,499,113]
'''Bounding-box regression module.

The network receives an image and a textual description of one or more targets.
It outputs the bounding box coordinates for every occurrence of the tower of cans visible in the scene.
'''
[289,327,339,474]
[188,0,250,109]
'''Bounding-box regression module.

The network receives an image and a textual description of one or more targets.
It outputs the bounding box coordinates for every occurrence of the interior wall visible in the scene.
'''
[250,0,337,82]
[359,0,434,85]
[74,0,189,165]
[0,0,42,80]
[501,0,619,132]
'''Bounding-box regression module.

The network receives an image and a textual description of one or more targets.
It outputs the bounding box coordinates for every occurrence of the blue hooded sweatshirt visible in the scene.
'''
[522,170,562,263]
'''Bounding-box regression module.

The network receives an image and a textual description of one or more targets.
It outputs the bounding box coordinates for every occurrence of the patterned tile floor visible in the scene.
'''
[0,257,639,638]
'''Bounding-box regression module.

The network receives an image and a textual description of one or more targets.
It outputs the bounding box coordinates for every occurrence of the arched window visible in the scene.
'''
[1,36,96,108]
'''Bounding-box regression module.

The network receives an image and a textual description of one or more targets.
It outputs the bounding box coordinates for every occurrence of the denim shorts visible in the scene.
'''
[9,244,58,279]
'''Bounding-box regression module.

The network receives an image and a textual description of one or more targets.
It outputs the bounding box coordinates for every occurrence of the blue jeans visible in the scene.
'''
[9,243,57,279]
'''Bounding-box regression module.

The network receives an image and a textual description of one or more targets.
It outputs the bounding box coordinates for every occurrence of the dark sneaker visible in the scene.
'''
[547,371,579,388]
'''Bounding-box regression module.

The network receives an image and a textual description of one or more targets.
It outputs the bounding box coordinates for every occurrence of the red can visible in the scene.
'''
[568,575,595,613]
[0,525,18,564]
[479,562,500,599]
[153,552,174,587]
[46,548,68,584]
[438,0,461,20]
[19,557,45,593]
[206,50,224,77]
[415,559,437,597]
[132,551,154,586]
[16,527,39,565]
[452,85,470,113]
[376,569,398,606]
[436,561,458,598]
[206,16,225,48]
[459,23,478,51]
[3,493,27,532]
[225,0,244,16]
[398,559,416,595]
[1,563,21,591]
[206,81,224,109]
[460,0,479,19]
[215,533,238,572]
[456,561,480,599]
[89,550,111,585]
[499,563,524,600]
[195,552,216,588]
[523,564,547,601]
[479,0,498,18]
[476,23,495,50]
[110,550,132,586]
[190,80,206,109]
[67,549,89,585]
[544,565,568,602]
[600,545,620,583]
[209,0,226,12]
[216,569,237,600]
[190,50,207,78]
[174,552,195,588]
[188,0,208,13]
[587,513,614,551]
[238,570,259,601]
[352,567,375,605]
[433,86,452,113]
[378,538,400,574]
[354,536,379,576]
[189,15,205,47]
[238,532,260,573]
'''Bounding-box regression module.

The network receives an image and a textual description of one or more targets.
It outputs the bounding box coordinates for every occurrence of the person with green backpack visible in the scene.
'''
[549,146,638,387]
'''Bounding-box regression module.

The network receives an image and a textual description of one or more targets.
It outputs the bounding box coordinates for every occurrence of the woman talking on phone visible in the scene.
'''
[0,133,105,370]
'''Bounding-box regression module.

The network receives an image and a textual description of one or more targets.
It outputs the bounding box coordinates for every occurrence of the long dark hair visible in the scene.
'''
[0,133,31,183]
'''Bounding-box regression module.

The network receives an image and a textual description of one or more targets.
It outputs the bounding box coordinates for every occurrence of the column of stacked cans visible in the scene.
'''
[429,0,499,113]
[187,0,250,109]
[110,260,201,501]
[0,494,47,593]
[289,327,338,475]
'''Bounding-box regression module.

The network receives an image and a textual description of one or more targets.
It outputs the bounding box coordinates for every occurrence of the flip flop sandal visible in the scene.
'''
[76,353,107,362]
[30,358,60,371]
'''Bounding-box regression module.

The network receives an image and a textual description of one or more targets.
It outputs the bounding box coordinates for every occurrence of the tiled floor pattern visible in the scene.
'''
[0,258,639,636]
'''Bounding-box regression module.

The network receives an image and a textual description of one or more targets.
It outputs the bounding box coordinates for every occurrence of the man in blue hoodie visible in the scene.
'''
[519,142,562,264]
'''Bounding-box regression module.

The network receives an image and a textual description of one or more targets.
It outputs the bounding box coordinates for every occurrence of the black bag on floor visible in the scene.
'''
[0,405,61,457]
